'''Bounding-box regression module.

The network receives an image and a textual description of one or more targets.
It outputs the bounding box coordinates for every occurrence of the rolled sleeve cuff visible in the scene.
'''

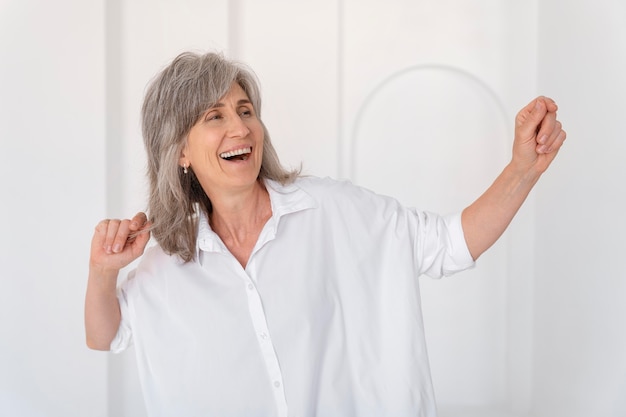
[441,213,475,276]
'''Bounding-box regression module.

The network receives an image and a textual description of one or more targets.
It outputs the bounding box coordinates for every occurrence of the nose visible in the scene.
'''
[226,112,251,138]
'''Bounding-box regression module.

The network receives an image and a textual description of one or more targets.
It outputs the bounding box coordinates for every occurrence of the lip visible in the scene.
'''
[219,146,253,160]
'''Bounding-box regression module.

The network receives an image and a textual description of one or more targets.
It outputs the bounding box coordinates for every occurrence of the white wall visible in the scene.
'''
[0,0,108,416]
[1,1,624,416]
[533,1,626,416]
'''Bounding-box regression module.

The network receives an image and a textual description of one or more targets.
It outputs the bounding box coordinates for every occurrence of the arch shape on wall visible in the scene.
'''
[349,64,510,212]
[348,64,515,406]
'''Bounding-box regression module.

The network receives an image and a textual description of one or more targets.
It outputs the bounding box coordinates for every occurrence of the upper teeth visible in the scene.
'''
[220,147,251,159]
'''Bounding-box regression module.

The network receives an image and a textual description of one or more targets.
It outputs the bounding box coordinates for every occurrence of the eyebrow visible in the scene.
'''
[211,99,252,108]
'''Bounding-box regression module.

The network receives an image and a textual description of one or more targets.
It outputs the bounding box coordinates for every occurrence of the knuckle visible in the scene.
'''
[95,219,110,232]
[114,233,127,242]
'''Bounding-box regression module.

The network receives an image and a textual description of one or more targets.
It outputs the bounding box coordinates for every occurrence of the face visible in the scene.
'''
[180,82,264,199]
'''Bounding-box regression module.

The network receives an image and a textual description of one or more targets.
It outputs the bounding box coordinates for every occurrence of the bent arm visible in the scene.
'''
[461,161,540,260]
[84,213,150,350]
[462,97,566,260]
[85,267,121,350]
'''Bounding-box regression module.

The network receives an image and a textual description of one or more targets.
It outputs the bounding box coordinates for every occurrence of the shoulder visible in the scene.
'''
[122,243,185,287]
[290,176,405,220]
[138,243,182,269]
[293,176,378,201]
[266,175,366,208]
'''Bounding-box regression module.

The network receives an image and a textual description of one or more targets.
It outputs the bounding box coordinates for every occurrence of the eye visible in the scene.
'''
[238,106,254,118]
[204,111,222,122]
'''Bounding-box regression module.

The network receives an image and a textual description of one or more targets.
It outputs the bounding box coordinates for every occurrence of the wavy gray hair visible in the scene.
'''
[142,51,299,262]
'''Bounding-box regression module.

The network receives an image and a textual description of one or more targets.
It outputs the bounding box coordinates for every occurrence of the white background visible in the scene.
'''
[1,1,625,416]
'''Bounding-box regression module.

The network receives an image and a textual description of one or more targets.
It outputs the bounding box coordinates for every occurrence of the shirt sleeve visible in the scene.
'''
[109,270,135,353]
[414,210,475,278]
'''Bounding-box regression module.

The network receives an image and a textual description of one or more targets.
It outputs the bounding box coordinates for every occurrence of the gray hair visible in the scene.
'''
[142,51,299,262]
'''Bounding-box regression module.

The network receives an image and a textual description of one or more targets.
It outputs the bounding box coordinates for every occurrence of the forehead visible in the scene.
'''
[216,82,250,104]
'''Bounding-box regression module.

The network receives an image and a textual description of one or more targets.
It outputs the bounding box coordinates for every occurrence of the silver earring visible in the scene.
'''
[183,164,188,174]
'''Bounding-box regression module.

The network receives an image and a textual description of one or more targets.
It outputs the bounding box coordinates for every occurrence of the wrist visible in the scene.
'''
[88,261,120,283]
[507,159,543,187]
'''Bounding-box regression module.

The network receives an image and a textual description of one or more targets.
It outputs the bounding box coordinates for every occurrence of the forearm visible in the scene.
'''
[84,266,122,351]
[461,161,541,260]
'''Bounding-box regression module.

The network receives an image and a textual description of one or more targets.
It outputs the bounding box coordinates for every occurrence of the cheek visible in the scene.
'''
[187,135,220,164]
[256,136,265,158]
[252,124,264,145]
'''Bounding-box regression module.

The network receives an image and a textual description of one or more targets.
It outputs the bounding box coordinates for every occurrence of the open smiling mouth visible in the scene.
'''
[219,147,252,161]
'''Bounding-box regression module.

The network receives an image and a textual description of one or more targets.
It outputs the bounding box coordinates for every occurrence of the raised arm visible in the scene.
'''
[461,96,566,260]
[85,212,151,350]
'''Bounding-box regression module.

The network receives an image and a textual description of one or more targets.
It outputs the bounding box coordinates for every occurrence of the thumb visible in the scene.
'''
[130,223,151,256]
[516,97,548,140]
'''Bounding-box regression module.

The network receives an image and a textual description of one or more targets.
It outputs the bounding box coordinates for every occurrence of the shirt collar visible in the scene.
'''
[196,178,316,257]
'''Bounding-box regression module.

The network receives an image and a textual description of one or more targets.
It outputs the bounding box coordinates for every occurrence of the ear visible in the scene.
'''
[179,144,189,168]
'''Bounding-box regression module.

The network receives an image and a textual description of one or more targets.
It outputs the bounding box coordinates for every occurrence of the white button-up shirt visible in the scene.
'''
[111,177,475,417]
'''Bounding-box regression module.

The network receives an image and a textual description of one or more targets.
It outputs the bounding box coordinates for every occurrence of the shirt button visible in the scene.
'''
[274,381,281,388]
[260,332,268,340]
[247,283,254,290]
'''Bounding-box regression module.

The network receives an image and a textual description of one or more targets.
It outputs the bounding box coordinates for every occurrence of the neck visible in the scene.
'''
[208,179,272,248]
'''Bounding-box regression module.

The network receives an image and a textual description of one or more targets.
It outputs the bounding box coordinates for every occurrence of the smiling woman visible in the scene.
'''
[181,83,265,202]
[139,53,299,264]
[84,51,565,417]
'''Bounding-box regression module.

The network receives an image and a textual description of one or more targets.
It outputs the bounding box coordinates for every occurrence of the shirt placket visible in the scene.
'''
[243,275,288,417]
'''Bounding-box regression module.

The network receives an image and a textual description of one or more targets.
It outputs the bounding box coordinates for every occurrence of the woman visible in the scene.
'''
[85,52,565,417]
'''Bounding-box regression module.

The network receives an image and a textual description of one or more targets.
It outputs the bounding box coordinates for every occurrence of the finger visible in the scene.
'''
[130,212,148,231]
[94,219,109,236]
[516,97,548,139]
[104,219,121,254]
[537,118,565,154]
[92,219,110,249]
[543,96,558,112]
[543,128,567,154]
[536,111,558,148]
[112,219,132,254]
[545,120,563,148]
[131,222,152,257]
